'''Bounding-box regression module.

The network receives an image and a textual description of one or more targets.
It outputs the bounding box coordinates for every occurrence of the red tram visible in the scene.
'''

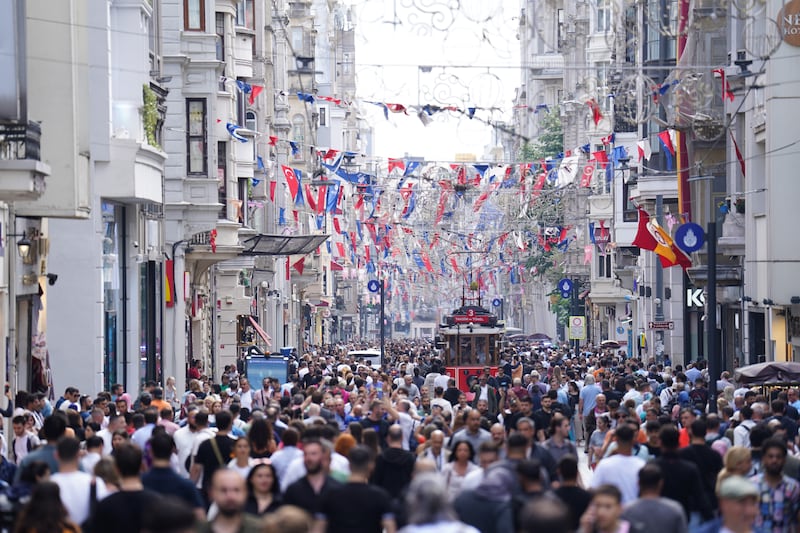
[438,305,505,390]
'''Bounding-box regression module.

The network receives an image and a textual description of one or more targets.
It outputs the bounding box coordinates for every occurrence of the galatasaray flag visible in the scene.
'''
[632,208,676,264]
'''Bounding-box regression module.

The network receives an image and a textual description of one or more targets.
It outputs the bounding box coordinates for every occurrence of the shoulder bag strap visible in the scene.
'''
[209,437,225,466]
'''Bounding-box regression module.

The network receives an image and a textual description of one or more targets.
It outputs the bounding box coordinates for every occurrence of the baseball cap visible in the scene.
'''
[718,476,758,500]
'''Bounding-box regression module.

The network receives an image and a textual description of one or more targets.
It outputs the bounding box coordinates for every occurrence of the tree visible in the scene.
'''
[519,112,563,162]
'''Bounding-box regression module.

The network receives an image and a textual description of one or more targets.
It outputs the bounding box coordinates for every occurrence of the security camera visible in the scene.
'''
[132,241,140,248]
[46,273,58,286]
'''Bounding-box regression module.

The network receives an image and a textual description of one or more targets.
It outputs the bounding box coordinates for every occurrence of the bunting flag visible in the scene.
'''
[325,182,340,213]
[330,261,344,271]
[292,257,305,275]
[297,92,315,103]
[637,139,653,162]
[304,184,317,211]
[269,181,276,202]
[658,130,675,170]
[236,80,252,94]
[632,208,677,265]
[534,104,549,113]
[248,85,264,105]
[557,155,579,187]
[601,133,615,145]
[586,99,603,125]
[404,161,421,176]
[333,217,342,234]
[336,242,345,257]
[289,141,299,155]
[730,130,746,178]
[449,256,460,273]
[532,173,546,198]
[580,162,596,188]
[268,136,279,146]
[712,69,735,102]
[226,123,248,143]
[388,158,405,173]
[316,184,326,215]
[281,166,300,202]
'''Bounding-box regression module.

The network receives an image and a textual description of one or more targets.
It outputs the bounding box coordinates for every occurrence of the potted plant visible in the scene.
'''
[734,197,745,214]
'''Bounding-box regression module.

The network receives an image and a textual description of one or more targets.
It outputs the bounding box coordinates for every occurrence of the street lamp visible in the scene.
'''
[7,233,31,259]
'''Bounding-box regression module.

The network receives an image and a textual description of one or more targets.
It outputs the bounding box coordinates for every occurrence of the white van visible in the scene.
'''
[347,348,383,369]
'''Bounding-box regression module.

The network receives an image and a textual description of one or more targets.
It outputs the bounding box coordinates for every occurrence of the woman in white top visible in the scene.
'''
[441,440,480,501]
[228,437,254,479]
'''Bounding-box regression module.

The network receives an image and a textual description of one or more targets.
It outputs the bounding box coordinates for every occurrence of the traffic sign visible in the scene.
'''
[367,280,380,293]
[648,321,674,330]
[559,278,573,299]
[674,223,705,253]
[568,316,586,340]
[492,298,502,307]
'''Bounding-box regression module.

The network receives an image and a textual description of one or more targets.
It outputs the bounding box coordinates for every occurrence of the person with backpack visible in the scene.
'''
[10,415,39,465]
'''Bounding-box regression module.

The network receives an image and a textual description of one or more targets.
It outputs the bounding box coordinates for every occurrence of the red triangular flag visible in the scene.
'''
[586,99,603,125]
[269,181,276,202]
[248,85,264,105]
[268,136,278,146]
[292,257,305,275]
[333,217,342,234]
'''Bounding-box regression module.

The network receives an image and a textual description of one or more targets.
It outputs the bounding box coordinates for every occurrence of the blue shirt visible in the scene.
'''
[142,466,204,509]
[579,384,601,416]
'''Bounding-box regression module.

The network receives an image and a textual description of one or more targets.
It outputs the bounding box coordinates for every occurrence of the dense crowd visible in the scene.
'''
[0,340,795,533]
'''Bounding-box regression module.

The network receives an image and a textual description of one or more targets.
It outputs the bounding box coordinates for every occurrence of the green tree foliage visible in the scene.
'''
[519,112,563,162]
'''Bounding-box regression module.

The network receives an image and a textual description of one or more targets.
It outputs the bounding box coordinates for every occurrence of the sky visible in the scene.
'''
[348,0,523,161]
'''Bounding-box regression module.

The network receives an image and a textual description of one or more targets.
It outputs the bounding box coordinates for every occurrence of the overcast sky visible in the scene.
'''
[350,0,522,161]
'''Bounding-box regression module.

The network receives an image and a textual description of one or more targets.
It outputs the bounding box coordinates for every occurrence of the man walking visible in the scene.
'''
[621,463,687,533]
[52,436,109,525]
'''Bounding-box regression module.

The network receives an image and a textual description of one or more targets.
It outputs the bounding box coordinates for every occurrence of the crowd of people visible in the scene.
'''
[0,340,795,533]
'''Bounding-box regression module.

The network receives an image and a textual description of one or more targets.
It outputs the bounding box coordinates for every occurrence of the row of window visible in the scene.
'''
[184,0,253,31]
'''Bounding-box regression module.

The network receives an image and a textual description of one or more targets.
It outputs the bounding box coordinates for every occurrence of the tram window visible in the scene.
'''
[475,336,487,366]
[460,336,473,365]
[447,337,457,366]
[488,337,498,365]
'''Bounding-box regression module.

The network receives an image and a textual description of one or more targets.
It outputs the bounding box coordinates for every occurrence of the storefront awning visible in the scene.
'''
[248,316,272,347]
[241,234,330,256]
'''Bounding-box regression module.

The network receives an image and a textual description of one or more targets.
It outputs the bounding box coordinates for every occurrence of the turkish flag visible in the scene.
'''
[580,162,596,188]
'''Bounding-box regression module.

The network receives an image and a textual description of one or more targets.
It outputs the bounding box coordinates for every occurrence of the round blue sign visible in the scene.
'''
[674,223,705,253]
[367,279,380,293]
[492,298,502,307]
[558,278,573,294]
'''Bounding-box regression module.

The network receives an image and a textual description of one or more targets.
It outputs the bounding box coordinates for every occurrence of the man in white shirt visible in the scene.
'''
[733,405,757,448]
[591,423,645,504]
[52,437,108,525]
[237,378,254,411]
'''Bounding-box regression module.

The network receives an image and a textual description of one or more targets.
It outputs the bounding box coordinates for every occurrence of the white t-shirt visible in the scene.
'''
[591,454,646,504]
[51,471,109,525]
[238,389,254,410]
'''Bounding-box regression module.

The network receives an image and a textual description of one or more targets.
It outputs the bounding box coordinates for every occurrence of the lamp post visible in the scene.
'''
[688,175,721,413]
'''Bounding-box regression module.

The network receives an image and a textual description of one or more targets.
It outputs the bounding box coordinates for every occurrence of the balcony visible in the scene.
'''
[232,30,254,78]
[0,121,50,201]
[527,54,564,78]
[717,211,745,257]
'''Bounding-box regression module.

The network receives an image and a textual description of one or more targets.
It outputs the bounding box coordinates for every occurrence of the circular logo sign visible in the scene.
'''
[779,0,800,47]
[558,278,573,293]
[367,280,380,293]
[492,298,502,307]
[674,223,705,253]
